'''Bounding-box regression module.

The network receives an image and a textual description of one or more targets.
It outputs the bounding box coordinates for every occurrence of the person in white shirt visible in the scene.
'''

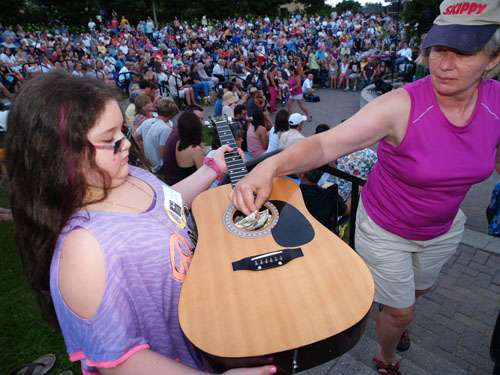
[301,74,315,97]
[88,18,96,33]
[117,61,129,83]
[135,97,177,175]
[168,66,195,106]
[395,43,413,67]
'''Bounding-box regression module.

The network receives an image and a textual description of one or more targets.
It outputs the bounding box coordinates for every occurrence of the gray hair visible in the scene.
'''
[484,27,500,79]
[417,27,500,79]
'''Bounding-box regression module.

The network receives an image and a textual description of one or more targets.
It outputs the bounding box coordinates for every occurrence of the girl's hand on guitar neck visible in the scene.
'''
[223,365,278,375]
[213,144,246,175]
[231,157,276,216]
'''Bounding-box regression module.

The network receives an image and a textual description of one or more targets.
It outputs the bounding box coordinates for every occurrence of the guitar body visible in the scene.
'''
[179,177,374,374]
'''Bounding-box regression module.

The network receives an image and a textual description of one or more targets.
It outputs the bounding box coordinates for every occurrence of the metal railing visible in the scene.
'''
[242,150,365,250]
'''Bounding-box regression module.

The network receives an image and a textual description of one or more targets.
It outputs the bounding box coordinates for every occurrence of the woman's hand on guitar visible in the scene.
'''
[230,159,276,216]
[223,365,277,375]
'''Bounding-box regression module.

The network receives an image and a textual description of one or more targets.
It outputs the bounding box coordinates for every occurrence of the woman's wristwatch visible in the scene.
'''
[204,157,224,182]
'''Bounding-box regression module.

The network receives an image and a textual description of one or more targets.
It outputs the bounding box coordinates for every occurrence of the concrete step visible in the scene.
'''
[295,352,374,375]
[297,316,469,375]
[360,316,469,375]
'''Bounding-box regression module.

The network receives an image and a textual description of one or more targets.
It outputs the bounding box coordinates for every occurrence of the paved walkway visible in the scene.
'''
[298,229,500,375]
[200,86,500,374]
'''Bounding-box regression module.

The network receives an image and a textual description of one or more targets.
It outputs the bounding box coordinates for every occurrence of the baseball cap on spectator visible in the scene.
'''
[422,0,500,52]
[288,113,307,127]
[173,66,180,70]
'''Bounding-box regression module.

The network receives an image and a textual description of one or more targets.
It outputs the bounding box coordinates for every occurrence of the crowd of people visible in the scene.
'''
[0,8,419,107]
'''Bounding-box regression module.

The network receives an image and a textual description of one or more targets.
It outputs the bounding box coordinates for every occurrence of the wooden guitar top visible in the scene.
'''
[179,177,374,358]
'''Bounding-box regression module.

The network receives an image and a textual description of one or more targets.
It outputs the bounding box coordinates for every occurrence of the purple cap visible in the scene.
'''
[422,24,498,52]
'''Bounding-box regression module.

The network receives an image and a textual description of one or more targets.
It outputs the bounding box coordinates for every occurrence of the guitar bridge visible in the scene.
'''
[232,248,303,271]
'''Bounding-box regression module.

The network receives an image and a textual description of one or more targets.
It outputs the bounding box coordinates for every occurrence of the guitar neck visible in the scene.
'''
[213,117,248,188]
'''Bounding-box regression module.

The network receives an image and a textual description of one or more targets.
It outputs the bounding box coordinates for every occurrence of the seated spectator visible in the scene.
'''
[395,42,413,68]
[299,169,347,229]
[376,60,391,81]
[267,109,289,153]
[222,91,237,118]
[212,59,225,82]
[124,90,141,126]
[132,94,156,149]
[233,104,250,157]
[214,89,224,116]
[301,73,315,97]
[279,113,305,149]
[169,66,195,106]
[197,62,217,91]
[362,58,377,88]
[163,110,207,185]
[315,123,330,134]
[348,55,361,91]
[338,55,350,90]
[139,79,160,104]
[319,59,329,89]
[118,60,134,86]
[246,87,265,118]
[135,97,177,177]
[246,109,268,158]
[189,63,210,102]
[318,147,378,216]
[336,148,377,199]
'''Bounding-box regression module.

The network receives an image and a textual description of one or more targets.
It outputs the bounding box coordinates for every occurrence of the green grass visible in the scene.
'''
[0,178,80,374]
[202,125,214,146]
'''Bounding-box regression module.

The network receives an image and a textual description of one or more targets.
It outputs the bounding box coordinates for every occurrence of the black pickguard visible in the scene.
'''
[270,200,315,247]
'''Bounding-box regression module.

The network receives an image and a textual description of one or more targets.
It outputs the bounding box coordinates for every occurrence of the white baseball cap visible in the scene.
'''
[288,113,307,126]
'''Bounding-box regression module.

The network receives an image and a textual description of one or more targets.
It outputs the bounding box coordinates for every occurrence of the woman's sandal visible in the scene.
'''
[373,358,402,375]
[10,354,56,375]
[397,328,411,351]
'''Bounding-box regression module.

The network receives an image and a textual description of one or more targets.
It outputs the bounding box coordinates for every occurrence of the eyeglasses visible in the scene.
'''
[94,124,132,154]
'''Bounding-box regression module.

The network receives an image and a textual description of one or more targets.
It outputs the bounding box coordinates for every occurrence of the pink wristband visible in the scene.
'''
[204,157,223,182]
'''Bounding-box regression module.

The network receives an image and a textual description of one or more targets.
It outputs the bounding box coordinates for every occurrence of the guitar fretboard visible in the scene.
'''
[212,117,248,188]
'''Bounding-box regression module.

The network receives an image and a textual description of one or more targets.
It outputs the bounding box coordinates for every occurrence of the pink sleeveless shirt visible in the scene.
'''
[362,76,500,240]
[247,123,267,158]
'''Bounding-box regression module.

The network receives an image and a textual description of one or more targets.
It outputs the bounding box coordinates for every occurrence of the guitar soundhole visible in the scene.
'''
[223,202,279,238]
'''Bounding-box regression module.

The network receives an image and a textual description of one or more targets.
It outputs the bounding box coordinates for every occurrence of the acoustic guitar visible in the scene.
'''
[179,115,374,374]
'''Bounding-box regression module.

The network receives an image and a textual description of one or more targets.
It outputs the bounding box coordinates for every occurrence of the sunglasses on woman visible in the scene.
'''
[94,124,132,154]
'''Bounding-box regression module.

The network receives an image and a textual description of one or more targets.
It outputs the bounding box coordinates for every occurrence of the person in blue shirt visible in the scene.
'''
[214,89,224,116]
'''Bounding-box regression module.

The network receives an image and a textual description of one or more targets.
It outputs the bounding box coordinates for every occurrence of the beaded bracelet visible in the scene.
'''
[204,157,223,182]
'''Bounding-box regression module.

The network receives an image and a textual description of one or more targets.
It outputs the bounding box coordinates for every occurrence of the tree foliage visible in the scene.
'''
[2,0,335,27]
[334,0,361,14]
[402,0,439,34]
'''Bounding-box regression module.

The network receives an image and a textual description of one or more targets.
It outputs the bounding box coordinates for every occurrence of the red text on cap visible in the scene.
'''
[443,2,488,15]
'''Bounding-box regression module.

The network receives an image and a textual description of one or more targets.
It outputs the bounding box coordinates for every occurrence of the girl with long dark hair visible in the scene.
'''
[7,71,275,375]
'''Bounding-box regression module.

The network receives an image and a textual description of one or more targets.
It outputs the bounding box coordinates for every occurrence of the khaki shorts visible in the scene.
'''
[355,199,466,309]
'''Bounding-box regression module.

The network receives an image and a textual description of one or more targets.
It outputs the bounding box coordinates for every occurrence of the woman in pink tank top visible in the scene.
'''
[246,108,268,158]
[232,2,500,374]
[287,65,311,122]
